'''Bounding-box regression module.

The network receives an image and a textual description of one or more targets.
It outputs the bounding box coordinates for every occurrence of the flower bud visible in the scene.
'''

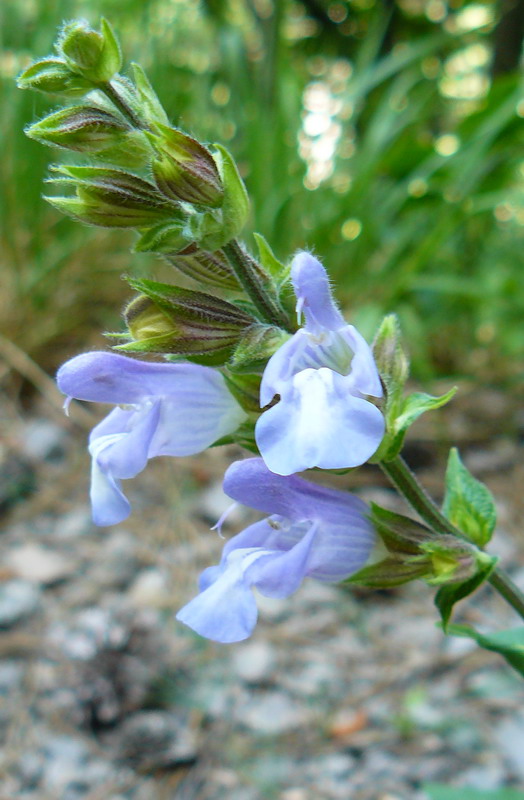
[46,165,178,228]
[26,106,129,152]
[17,58,92,96]
[149,124,223,207]
[373,314,409,398]
[120,279,255,365]
[57,18,122,83]
[26,105,151,167]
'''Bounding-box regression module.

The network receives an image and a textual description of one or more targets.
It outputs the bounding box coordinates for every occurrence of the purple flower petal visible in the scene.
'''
[256,368,385,475]
[291,252,345,332]
[57,351,246,525]
[178,458,376,642]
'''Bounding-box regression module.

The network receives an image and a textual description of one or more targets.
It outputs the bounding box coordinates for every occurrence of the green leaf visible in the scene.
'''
[445,624,524,677]
[442,448,497,547]
[435,552,498,629]
[395,388,457,433]
[424,784,524,800]
[376,387,456,461]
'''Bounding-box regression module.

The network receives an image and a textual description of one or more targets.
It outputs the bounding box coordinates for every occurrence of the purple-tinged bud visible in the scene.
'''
[57,18,122,83]
[26,106,128,151]
[46,165,179,228]
[121,279,255,365]
[149,124,223,207]
[17,58,92,96]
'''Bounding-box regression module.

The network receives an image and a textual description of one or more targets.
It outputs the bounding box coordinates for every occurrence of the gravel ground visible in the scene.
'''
[1,383,524,800]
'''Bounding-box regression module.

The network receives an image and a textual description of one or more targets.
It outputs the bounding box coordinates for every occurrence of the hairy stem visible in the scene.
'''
[223,240,291,330]
[380,455,524,621]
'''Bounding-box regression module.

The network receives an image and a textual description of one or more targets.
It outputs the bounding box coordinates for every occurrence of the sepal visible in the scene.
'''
[434,550,498,629]
[253,233,290,287]
[222,373,262,414]
[347,503,489,590]
[442,448,497,547]
[131,63,169,126]
[208,144,249,247]
[166,245,240,291]
[57,18,122,83]
[230,324,291,373]
[17,58,92,96]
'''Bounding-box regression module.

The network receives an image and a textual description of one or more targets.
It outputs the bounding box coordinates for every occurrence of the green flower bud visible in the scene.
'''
[46,165,178,228]
[17,58,92,96]
[149,123,223,207]
[57,18,122,83]
[25,105,151,167]
[372,313,409,399]
[26,106,129,152]
[119,279,255,365]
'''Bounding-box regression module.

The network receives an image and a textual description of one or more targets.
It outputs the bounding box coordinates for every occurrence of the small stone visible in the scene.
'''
[231,641,276,683]
[19,419,66,461]
[6,544,75,585]
[128,568,171,608]
[236,690,310,735]
[0,580,40,627]
[115,711,198,770]
[494,713,524,780]
[53,507,92,539]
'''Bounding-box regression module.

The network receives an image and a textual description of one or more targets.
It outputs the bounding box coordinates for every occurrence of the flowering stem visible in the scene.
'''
[223,240,291,330]
[99,80,146,130]
[380,455,524,621]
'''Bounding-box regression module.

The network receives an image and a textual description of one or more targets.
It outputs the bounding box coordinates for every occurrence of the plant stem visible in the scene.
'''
[223,240,291,330]
[380,455,524,621]
[100,80,146,129]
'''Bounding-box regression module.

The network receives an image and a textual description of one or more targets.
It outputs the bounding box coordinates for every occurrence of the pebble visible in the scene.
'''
[236,690,310,735]
[115,711,198,770]
[18,419,66,461]
[231,641,276,683]
[128,568,171,608]
[494,713,524,780]
[5,544,75,585]
[0,580,40,627]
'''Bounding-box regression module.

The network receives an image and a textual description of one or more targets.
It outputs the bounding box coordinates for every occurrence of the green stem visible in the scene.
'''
[380,455,524,621]
[100,80,146,130]
[223,240,291,330]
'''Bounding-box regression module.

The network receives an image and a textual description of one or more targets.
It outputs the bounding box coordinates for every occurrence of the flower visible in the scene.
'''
[57,351,246,525]
[176,457,375,643]
[255,251,384,475]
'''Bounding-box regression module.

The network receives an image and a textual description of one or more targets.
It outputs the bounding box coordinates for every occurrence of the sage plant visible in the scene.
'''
[19,19,524,670]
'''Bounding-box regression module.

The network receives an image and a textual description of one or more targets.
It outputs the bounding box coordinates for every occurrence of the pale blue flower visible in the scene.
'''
[255,252,384,475]
[57,352,246,525]
[176,458,374,643]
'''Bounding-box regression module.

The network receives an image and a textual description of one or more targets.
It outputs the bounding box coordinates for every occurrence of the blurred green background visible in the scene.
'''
[1,0,523,380]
